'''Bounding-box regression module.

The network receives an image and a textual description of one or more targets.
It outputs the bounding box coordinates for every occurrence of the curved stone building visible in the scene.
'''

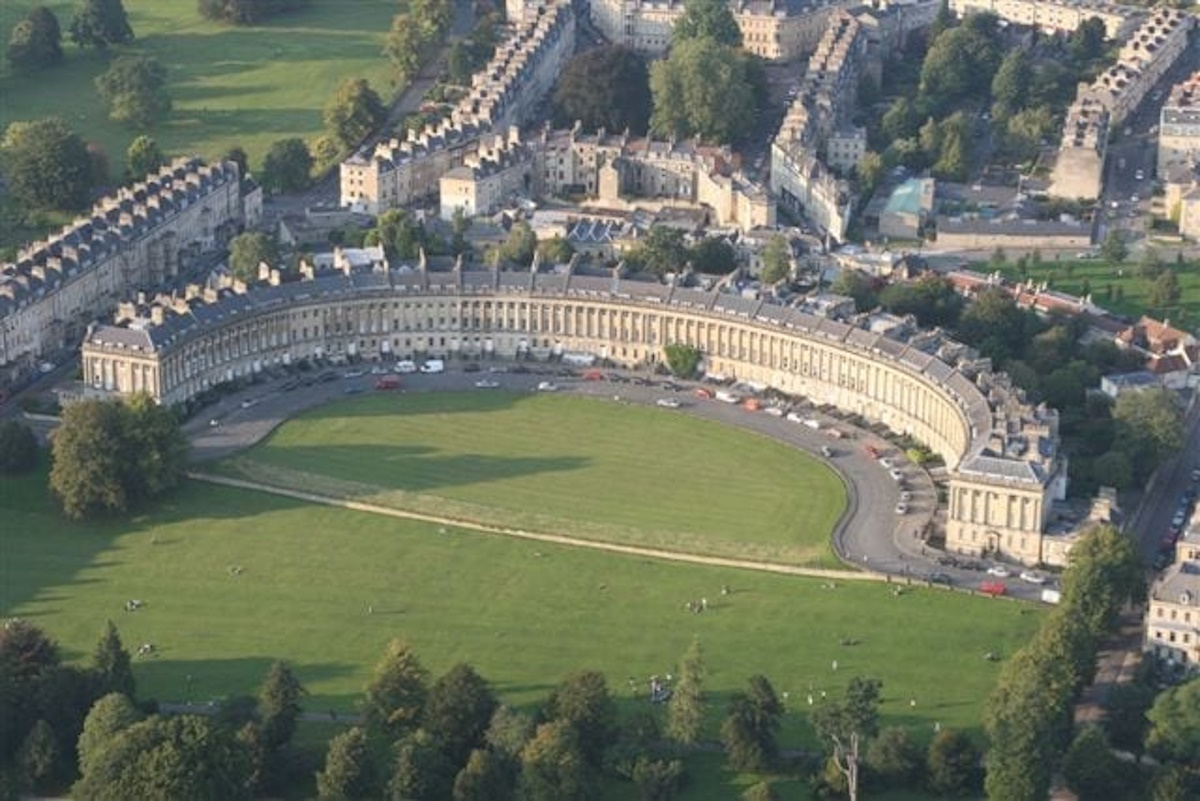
[81,255,1068,566]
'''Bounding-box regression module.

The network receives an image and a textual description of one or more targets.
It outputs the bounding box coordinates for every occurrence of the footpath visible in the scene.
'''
[187,471,884,584]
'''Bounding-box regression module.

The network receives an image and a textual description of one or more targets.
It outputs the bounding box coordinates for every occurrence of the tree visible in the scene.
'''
[324,78,386,149]
[261,137,312,192]
[1139,247,1163,278]
[1101,229,1127,265]
[447,41,472,84]
[387,728,454,801]
[310,133,342,173]
[485,704,535,760]
[629,225,687,275]
[990,49,1031,120]
[926,729,979,797]
[78,696,144,777]
[1003,106,1055,161]
[70,0,133,48]
[228,232,278,283]
[17,719,58,793]
[631,756,685,801]
[316,727,376,800]
[865,727,922,788]
[198,0,307,25]
[536,236,574,265]
[126,135,164,180]
[452,748,511,801]
[95,56,171,127]
[663,343,702,379]
[517,720,593,801]
[918,21,1002,116]
[1150,269,1182,309]
[544,670,616,766]
[1090,450,1133,491]
[673,0,742,47]
[423,663,498,766]
[92,621,134,699]
[1,118,92,211]
[1104,681,1156,754]
[831,270,879,312]
[49,399,130,519]
[383,14,422,84]
[1146,677,1200,765]
[411,0,453,39]
[857,151,885,200]
[1062,725,1120,801]
[650,38,760,144]
[553,47,652,135]
[372,209,424,260]
[73,714,251,800]
[122,393,187,503]
[258,661,304,751]
[760,235,791,284]
[689,237,736,275]
[878,275,963,328]
[1070,16,1106,64]
[1113,388,1183,477]
[7,7,63,70]
[0,420,38,474]
[810,677,881,801]
[1061,525,1145,639]
[666,637,705,745]
[223,145,249,178]
[498,221,537,265]
[720,675,783,773]
[362,639,428,741]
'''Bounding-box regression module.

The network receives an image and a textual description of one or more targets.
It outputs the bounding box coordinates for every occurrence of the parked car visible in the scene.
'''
[1019,570,1047,585]
[375,375,401,390]
[895,502,908,514]
[537,381,558,392]
[889,468,903,481]
[986,565,1011,578]
[656,398,681,408]
[343,369,365,379]
[395,360,418,374]
[899,491,912,502]
[420,359,445,374]
[474,379,500,389]
[820,445,834,458]
[928,572,954,585]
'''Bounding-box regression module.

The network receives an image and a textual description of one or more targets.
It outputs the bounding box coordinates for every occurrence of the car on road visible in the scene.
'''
[1019,570,1047,585]
[1172,510,1187,528]
[695,387,714,400]
[420,359,445,374]
[369,365,389,375]
[375,375,401,390]
[208,418,220,427]
[1192,467,1200,483]
[895,502,908,514]
[986,565,1011,578]
[880,457,894,469]
[821,445,834,457]
[928,572,954,585]
[889,468,903,481]
[474,379,501,389]
[1135,169,1145,181]
[655,398,681,408]
[395,360,418,374]
[899,491,912,502]
[239,398,260,409]
[343,369,365,379]
[1131,194,1140,204]
[537,381,559,392]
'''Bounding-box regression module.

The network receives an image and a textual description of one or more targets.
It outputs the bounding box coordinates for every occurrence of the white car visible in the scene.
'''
[899,491,912,502]
[1135,169,1145,181]
[536,381,558,392]
[986,565,1011,578]
[764,406,784,417]
[655,398,681,408]
[208,418,220,428]
[880,457,894,469]
[239,398,259,409]
[420,359,445,374]
[889,468,903,481]
[895,502,908,515]
[395,360,418,374]
[820,445,833,458]
[1019,570,1047,585]
[1131,194,1140,204]
[474,379,500,389]
[343,370,365,379]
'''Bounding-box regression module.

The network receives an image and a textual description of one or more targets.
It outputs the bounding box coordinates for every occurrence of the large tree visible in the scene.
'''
[199,0,307,25]
[95,55,172,127]
[70,0,133,48]
[387,728,455,801]
[925,729,980,797]
[383,14,423,84]
[628,225,687,275]
[258,661,304,751]
[6,6,63,70]
[543,670,616,766]
[452,748,511,801]
[553,46,652,135]
[918,16,1002,117]
[316,726,376,800]
[1146,677,1200,765]
[498,221,537,265]
[17,719,58,794]
[261,137,312,192]
[126,135,164,180]
[228,231,279,282]
[49,399,131,520]
[649,37,761,144]
[990,48,1031,120]
[1,118,92,211]
[720,675,783,773]
[362,638,429,741]
[370,209,425,260]
[809,677,881,801]
[759,235,791,284]
[324,78,386,148]
[92,621,134,699]
[666,637,705,745]
[1062,725,1121,801]
[673,0,742,46]
[517,720,593,801]
[77,693,142,777]
[1061,525,1144,638]
[1113,388,1183,477]
[423,663,498,766]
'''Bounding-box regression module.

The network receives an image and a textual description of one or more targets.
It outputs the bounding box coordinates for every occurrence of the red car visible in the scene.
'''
[374,375,401,390]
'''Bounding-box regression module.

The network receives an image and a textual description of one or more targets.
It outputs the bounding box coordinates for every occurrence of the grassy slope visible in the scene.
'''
[0,0,399,179]
[0,472,1041,749]
[220,391,848,566]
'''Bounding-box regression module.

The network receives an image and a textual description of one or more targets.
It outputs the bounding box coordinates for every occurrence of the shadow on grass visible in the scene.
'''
[291,389,553,423]
[135,655,357,710]
[163,107,319,137]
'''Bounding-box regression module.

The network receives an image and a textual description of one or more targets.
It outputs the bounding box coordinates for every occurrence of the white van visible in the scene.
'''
[420,359,445,374]
[715,390,740,404]
[395,360,418,374]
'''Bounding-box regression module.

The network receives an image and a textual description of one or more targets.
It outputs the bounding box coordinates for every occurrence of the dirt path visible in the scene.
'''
[187,471,885,583]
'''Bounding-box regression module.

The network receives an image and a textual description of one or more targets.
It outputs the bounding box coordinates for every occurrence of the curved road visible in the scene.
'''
[183,364,1047,600]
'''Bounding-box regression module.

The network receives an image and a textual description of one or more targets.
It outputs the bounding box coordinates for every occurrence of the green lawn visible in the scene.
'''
[993,256,1200,327]
[0,0,400,181]
[217,391,849,566]
[0,470,1041,753]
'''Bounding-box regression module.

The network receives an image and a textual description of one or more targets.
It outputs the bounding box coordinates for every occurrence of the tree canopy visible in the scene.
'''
[7,6,63,71]
[316,727,376,800]
[1146,677,1200,765]
[918,14,1003,116]
[423,663,498,766]
[628,225,688,275]
[324,78,386,148]
[543,670,616,766]
[649,37,762,144]
[1112,388,1183,477]
[673,0,743,47]
[70,0,133,48]
[126,135,164,180]
[1,118,93,211]
[553,46,652,135]
[198,0,307,24]
[261,137,312,192]
[362,638,429,741]
[95,55,172,127]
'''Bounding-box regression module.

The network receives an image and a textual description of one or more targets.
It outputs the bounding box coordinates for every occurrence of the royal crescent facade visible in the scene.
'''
[82,258,1068,567]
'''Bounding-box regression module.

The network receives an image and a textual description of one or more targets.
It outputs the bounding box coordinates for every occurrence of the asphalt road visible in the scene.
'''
[185,364,1053,601]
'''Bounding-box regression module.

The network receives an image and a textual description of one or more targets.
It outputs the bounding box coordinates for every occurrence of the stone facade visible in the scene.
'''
[0,157,245,384]
[1049,99,1110,201]
[340,0,575,214]
[949,0,1139,39]
[1146,526,1200,671]
[1159,71,1200,179]
[82,256,1066,565]
[770,11,864,240]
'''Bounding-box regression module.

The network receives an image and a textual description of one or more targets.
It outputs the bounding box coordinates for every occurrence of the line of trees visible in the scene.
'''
[383,0,454,86]
[198,0,307,25]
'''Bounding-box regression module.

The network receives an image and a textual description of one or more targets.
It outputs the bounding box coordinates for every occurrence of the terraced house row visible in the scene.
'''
[0,158,256,384]
[81,251,1068,567]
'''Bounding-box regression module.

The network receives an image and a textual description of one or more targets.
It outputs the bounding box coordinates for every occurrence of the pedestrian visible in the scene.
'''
[831,659,838,672]
[701,597,708,610]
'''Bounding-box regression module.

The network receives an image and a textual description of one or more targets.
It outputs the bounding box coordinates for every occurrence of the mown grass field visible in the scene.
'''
[0,0,400,180]
[217,391,848,566]
[1,466,1041,750]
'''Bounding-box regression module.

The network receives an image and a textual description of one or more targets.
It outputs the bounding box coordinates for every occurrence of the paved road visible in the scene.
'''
[185,364,1051,601]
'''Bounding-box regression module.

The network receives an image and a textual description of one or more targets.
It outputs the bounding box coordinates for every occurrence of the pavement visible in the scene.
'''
[185,362,1054,601]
